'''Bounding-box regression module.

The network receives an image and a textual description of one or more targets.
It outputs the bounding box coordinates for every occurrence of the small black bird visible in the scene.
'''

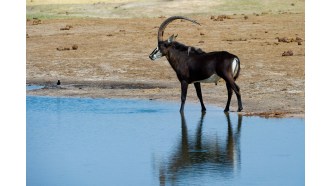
[57,80,61,85]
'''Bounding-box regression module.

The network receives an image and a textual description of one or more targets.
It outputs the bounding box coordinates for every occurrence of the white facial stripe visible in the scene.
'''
[154,50,162,57]
[152,47,159,54]
[151,46,163,60]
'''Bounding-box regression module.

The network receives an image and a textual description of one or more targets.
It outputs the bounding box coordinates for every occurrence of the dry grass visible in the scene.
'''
[27,0,304,19]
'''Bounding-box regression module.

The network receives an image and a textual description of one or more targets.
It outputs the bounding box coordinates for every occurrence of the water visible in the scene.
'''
[26,96,304,186]
[26,85,44,91]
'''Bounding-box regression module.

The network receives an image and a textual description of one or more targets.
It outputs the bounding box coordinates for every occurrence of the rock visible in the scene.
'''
[282,50,293,56]
[72,44,78,50]
[277,37,290,43]
[60,25,73,30]
[276,36,303,43]
[57,47,70,51]
[213,15,230,21]
[60,27,70,30]
[295,37,303,42]
[32,19,41,25]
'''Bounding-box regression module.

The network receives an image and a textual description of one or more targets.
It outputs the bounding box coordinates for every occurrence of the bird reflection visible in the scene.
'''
[159,112,243,185]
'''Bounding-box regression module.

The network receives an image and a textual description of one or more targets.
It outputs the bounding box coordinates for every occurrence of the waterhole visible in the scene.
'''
[27,96,304,186]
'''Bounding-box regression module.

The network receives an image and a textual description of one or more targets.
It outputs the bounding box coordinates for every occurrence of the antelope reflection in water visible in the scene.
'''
[158,113,243,185]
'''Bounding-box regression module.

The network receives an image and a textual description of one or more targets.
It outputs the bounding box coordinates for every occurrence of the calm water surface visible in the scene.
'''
[26,85,44,91]
[26,96,304,186]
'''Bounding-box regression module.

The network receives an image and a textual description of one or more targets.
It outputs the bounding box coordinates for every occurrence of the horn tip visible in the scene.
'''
[193,20,201,26]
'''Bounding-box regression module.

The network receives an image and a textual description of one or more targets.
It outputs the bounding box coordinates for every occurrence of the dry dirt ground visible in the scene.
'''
[26,0,305,118]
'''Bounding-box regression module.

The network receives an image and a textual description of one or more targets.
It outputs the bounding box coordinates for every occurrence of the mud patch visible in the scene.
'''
[72,82,169,90]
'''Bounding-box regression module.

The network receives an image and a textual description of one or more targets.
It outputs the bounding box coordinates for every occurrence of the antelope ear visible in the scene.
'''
[168,34,177,43]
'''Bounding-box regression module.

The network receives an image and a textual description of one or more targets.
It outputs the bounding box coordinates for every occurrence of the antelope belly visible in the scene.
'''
[194,74,221,83]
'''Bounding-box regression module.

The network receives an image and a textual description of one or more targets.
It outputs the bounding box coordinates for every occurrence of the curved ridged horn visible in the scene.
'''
[157,16,201,43]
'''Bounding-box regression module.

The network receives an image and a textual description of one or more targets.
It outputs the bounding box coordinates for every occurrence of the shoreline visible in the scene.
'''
[26,80,305,119]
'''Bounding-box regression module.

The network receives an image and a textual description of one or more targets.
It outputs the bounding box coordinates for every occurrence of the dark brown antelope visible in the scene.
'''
[149,16,243,113]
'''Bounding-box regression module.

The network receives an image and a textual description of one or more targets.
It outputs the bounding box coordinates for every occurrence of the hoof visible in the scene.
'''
[224,109,229,112]
[237,107,243,112]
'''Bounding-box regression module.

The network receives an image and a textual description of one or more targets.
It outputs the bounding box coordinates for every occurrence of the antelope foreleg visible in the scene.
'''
[180,81,188,113]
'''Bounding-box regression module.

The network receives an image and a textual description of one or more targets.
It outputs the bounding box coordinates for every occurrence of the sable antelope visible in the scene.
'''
[149,16,243,113]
